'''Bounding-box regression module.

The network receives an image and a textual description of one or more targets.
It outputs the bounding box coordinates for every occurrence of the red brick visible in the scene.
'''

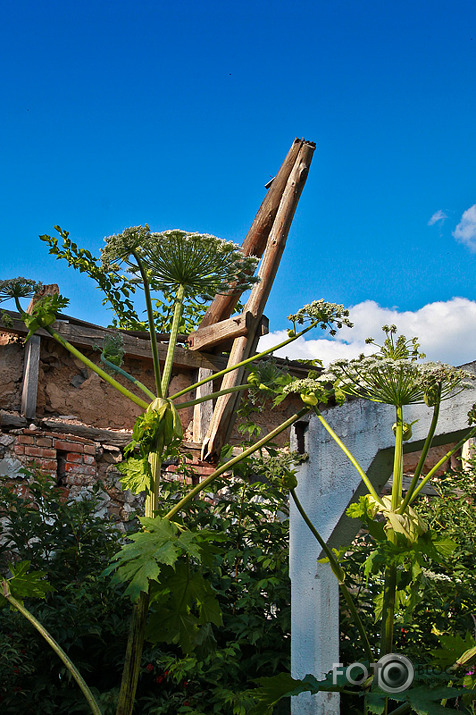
[14,445,25,455]
[66,452,82,463]
[195,466,216,476]
[38,460,57,471]
[54,440,84,453]
[83,444,96,455]
[83,454,96,465]
[81,465,97,477]
[36,438,53,447]
[18,435,34,445]
[40,449,56,459]
[65,462,81,472]
[24,446,44,458]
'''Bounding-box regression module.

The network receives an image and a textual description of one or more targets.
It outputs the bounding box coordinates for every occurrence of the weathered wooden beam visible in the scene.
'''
[187,312,249,351]
[198,138,305,329]
[201,140,316,462]
[192,368,214,444]
[39,419,132,446]
[21,335,41,419]
[1,310,227,372]
[18,286,60,420]
[0,410,28,429]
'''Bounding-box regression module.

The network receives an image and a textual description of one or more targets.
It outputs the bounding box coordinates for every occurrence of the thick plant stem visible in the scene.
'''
[290,489,374,663]
[175,383,249,410]
[148,453,162,517]
[398,402,439,513]
[2,583,102,715]
[48,328,149,409]
[161,284,185,395]
[380,558,397,657]
[407,425,476,505]
[165,407,310,520]
[100,355,156,400]
[312,407,383,505]
[117,452,161,715]
[116,410,309,714]
[131,250,162,398]
[169,320,321,401]
[391,406,404,511]
[116,591,149,715]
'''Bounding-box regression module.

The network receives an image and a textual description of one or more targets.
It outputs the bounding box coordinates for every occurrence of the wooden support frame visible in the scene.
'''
[197,138,304,330]
[201,139,316,461]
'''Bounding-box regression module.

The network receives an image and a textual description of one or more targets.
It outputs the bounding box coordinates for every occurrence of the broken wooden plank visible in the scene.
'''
[201,140,316,462]
[198,138,305,329]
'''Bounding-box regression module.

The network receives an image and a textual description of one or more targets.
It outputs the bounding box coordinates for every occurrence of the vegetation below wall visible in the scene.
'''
[0,466,291,714]
[1,458,476,713]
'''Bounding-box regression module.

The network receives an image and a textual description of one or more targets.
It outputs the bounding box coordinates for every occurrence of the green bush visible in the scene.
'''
[0,465,291,714]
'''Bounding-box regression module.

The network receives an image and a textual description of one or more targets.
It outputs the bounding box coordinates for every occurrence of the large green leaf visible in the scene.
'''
[0,561,54,606]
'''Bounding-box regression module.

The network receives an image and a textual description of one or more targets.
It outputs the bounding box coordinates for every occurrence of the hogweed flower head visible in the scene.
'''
[0,278,42,304]
[320,326,475,408]
[101,226,259,299]
[287,299,353,337]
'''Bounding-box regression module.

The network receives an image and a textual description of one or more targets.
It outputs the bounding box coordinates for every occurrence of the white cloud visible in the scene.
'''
[428,209,447,226]
[453,204,476,251]
[259,298,476,367]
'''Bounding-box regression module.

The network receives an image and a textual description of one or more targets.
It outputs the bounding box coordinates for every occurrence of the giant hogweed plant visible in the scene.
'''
[251,326,476,714]
[0,226,352,715]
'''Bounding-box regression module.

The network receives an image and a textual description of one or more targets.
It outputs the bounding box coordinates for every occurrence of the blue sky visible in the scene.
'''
[2,0,476,363]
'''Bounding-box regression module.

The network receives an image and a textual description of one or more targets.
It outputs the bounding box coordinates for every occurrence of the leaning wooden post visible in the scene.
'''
[201,140,316,462]
[198,138,303,329]
[21,284,59,419]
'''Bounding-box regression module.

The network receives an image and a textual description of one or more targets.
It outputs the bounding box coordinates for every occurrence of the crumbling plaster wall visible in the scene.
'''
[34,336,194,431]
[0,334,24,411]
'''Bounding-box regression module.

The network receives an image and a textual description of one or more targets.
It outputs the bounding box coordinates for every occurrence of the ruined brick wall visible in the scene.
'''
[0,423,220,529]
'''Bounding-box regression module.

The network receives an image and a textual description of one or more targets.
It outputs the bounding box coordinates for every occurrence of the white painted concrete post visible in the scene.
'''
[289,375,476,715]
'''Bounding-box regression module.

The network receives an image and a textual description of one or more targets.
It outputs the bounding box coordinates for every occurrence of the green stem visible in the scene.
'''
[380,559,397,657]
[165,407,310,521]
[161,284,185,396]
[147,453,162,517]
[47,327,149,409]
[312,407,384,505]
[169,320,321,401]
[131,250,162,398]
[174,383,249,409]
[117,452,161,715]
[2,582,101,715]
[116,410,309,713]
[290,489,374,663]
[388,704,411,714]
[100,355,156,400]
[116,591,149,715]
[407,426,476,505]
[398,402,440,514]
[391,406,403,511]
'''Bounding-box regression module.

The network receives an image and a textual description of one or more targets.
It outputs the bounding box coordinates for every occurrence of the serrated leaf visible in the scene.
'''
[5,561,54,602]
[248,672,310,714]
[117,457,151,494]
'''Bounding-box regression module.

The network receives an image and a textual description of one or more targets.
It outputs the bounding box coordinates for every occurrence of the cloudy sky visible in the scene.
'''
[2,1,476,366]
